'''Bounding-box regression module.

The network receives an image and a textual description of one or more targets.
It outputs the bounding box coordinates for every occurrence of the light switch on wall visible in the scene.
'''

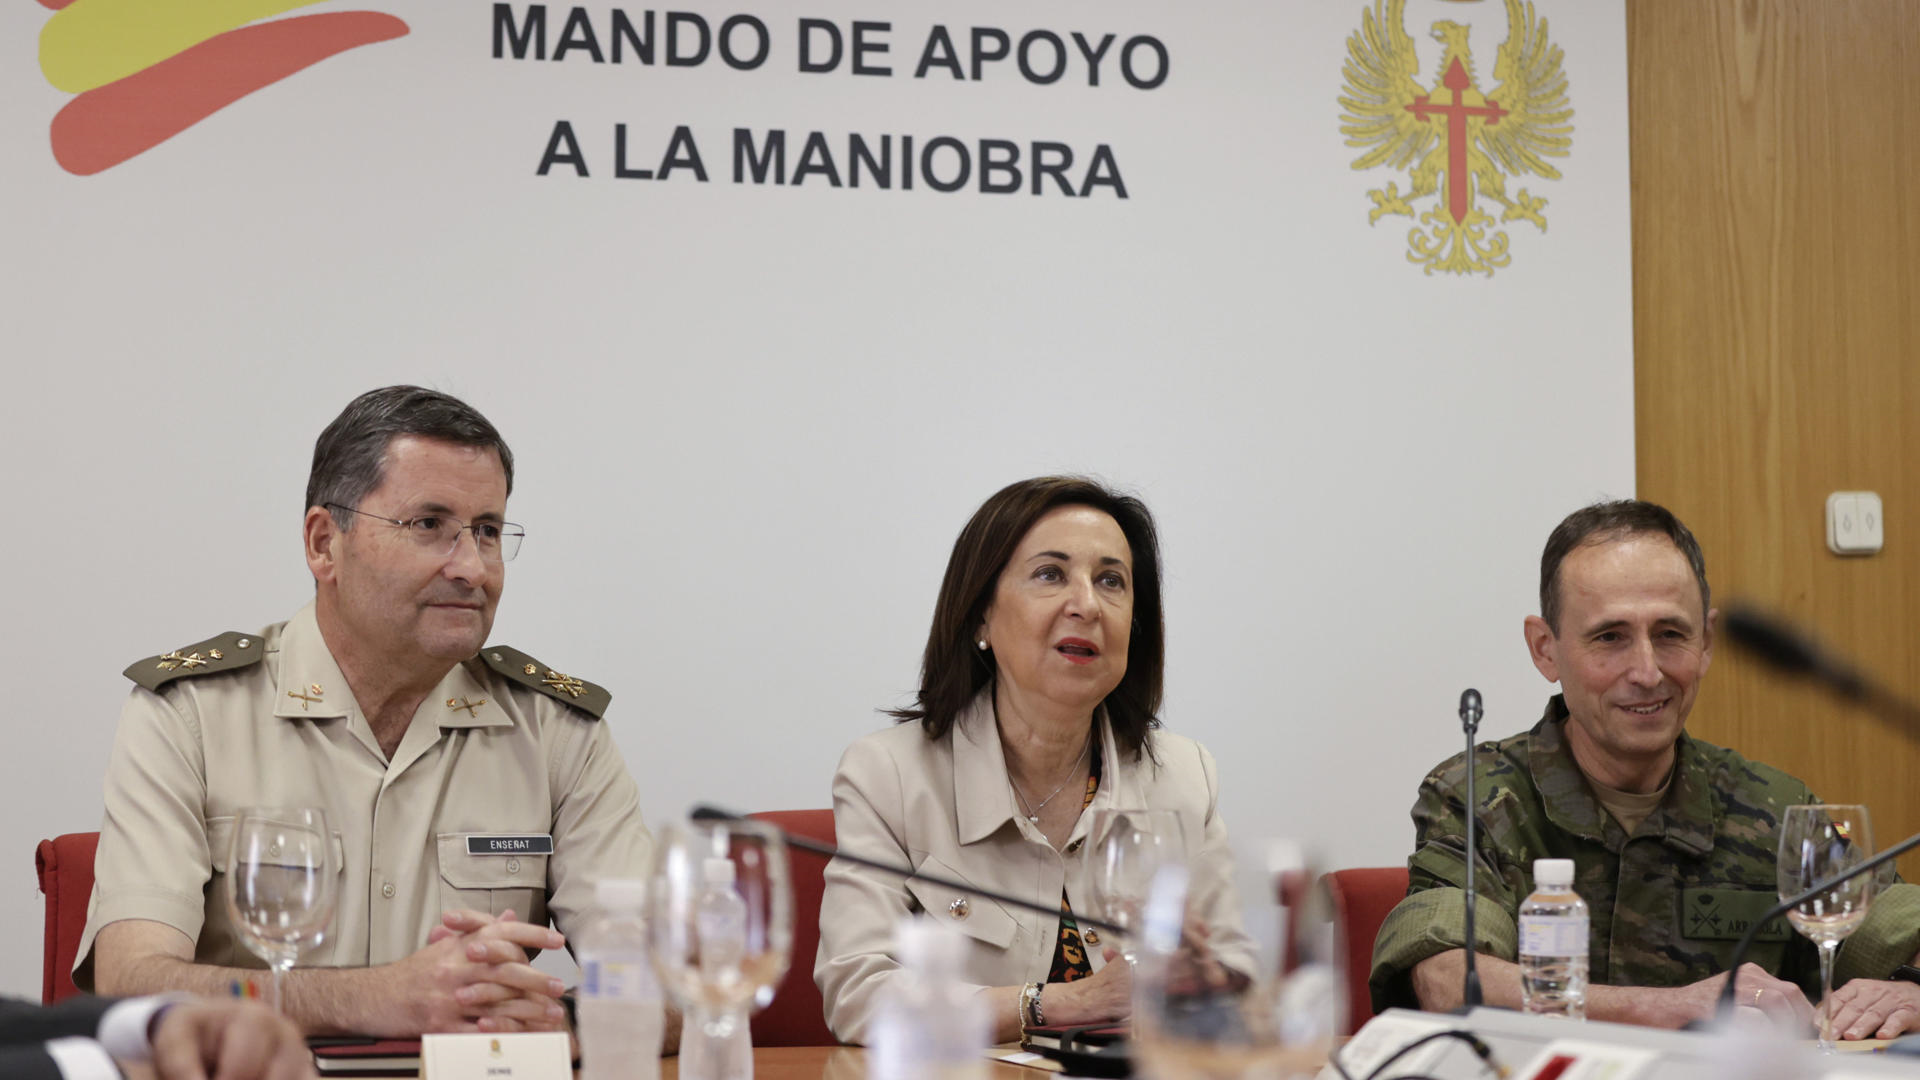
[1827,491,1884,555]
[1857,491,1885,549]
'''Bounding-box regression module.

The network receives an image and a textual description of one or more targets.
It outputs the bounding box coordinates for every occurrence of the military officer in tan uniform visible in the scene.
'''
[80,386,654,1039]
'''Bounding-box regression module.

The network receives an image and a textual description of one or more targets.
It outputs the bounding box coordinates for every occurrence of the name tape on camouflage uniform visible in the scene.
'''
[1681,887,1791,941]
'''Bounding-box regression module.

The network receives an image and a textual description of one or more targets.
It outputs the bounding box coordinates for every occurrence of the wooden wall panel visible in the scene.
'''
[1630,1,1920,875]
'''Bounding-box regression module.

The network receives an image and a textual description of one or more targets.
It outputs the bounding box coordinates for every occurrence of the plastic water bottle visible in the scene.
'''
[577,878,665,1080]
[687,858,753,1080]
[1518,858,1589,1020]
[868,919,990,1080]
[695,857,748,983]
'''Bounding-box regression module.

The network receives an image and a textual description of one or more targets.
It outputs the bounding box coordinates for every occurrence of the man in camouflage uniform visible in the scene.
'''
[1371,500,1920,1034]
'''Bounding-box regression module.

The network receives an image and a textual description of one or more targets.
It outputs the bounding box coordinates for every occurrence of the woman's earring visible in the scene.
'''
[977,639,990,651]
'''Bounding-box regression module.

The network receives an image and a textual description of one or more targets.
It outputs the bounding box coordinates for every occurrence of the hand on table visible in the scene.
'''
[1176,917,1244,992]
[1049,948,1133,1025]
[144,998,316,1080]
[1827,978,1920,1040]
[1710,963,1814,1032]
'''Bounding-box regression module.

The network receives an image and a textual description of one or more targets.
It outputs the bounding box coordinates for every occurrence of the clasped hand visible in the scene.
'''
[402,908,569,1034]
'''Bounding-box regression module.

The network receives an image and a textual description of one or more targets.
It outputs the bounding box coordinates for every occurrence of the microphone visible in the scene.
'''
[1459,690,1484,728]
[691,805,1126,938]
[1715,830,1920,1023]
[1457,689,1484,1009]
[1722,606,1872,702]
[1712,605,1920,1023]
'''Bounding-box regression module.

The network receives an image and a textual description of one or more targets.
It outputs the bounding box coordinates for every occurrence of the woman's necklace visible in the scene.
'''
[1011,737,1092,823]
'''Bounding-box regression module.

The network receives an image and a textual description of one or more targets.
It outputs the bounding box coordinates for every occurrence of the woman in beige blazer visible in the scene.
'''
[815,476,1257,1044]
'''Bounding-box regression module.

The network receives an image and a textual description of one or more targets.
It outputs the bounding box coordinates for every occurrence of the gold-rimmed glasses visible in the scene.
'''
[325,503,525,562]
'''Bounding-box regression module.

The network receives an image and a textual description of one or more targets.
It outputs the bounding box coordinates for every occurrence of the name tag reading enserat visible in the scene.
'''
[466,834,555,855]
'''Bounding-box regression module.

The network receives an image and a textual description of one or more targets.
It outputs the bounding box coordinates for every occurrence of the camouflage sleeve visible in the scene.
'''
[1835,882,1920,984]
[1368,768,1525,1012]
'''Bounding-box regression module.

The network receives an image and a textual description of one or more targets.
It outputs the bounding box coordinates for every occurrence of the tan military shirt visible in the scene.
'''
[75,603,649,986]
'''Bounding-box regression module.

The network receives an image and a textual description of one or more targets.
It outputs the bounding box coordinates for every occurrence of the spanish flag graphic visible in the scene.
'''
[37,0,408,175]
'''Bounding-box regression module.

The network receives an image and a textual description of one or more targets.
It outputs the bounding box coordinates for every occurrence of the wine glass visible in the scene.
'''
[1088,809,1186,965]
[1131,842,1341,1080]
[226,807,338,1014]
[1778,803,1875,1051]
[650,818,793,1080]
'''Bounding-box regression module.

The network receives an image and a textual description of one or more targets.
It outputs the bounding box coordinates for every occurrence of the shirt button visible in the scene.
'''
[507,858,521,874]
[381,882,396,899]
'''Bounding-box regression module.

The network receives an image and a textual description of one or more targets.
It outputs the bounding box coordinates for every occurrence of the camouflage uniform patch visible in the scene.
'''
[1369,695,1920,1013]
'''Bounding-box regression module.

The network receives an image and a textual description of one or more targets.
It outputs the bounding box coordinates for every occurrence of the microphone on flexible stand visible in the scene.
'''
[690,804,1126,938]
[1457,688,1485,1009]
[1722,606,1920,731]
[1712,605,1920,1023]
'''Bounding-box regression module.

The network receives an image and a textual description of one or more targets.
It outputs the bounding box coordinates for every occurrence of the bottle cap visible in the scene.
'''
[703,857,737,886]
[594,877,648,910]
[1533,858,1575,889]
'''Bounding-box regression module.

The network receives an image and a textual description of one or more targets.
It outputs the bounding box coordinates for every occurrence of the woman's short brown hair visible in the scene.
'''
[889,476,1165,760]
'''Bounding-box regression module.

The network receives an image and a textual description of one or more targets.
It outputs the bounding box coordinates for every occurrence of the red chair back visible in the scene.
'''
[36,832,100,1004]
[1324,866,1409,1035]
[748,810,838,1046]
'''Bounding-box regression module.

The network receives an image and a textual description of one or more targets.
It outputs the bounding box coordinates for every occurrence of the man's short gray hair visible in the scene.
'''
[1539,499,1709,633]
[306,386,514,527]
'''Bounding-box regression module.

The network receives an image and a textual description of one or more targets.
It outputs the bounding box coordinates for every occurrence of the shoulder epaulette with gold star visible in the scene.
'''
[480,646,610,719]
[124,631,266,692]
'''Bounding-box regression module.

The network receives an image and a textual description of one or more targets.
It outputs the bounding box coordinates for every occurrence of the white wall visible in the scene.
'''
[0,0,1631,997]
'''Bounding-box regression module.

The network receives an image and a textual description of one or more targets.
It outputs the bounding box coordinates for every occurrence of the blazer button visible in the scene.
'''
[948,897,970,920]
[1084,929,1101,945]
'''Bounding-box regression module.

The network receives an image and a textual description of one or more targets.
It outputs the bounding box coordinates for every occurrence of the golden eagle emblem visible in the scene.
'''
[1339,0,1574,276]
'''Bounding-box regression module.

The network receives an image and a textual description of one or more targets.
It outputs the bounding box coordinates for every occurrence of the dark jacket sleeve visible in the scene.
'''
[0,1044,80,1080]
[0,996,118,1045]
[0,996,123,1080]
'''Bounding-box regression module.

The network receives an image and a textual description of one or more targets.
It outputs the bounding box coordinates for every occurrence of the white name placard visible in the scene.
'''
[421,1031,571,1080]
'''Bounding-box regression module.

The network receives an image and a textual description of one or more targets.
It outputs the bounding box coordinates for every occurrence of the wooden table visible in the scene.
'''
[660,1045,1042,1080]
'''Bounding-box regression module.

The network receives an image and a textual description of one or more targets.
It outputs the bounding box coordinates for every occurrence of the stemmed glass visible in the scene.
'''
[226,807,338,1014]
[1131,842,1342,1080]
[1778,803,1875,1051]
[1088,809,1186,965]
[650,818,793,1080]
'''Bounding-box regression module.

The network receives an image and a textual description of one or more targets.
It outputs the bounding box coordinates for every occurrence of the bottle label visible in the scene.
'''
[581,957,655,1000]
[1518,914,1588,958]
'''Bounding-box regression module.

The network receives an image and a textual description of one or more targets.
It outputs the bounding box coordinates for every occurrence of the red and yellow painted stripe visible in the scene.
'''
[36,0,408,175]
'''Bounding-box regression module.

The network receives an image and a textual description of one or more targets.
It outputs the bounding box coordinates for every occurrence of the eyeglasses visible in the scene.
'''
[326,503,525,562]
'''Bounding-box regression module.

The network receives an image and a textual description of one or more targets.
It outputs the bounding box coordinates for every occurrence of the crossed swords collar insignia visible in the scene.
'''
[1339,0,1575,276]
[541,669,587,697]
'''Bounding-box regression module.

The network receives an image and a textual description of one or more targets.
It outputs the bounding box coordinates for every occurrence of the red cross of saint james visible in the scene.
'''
[1406,56,1509,224]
